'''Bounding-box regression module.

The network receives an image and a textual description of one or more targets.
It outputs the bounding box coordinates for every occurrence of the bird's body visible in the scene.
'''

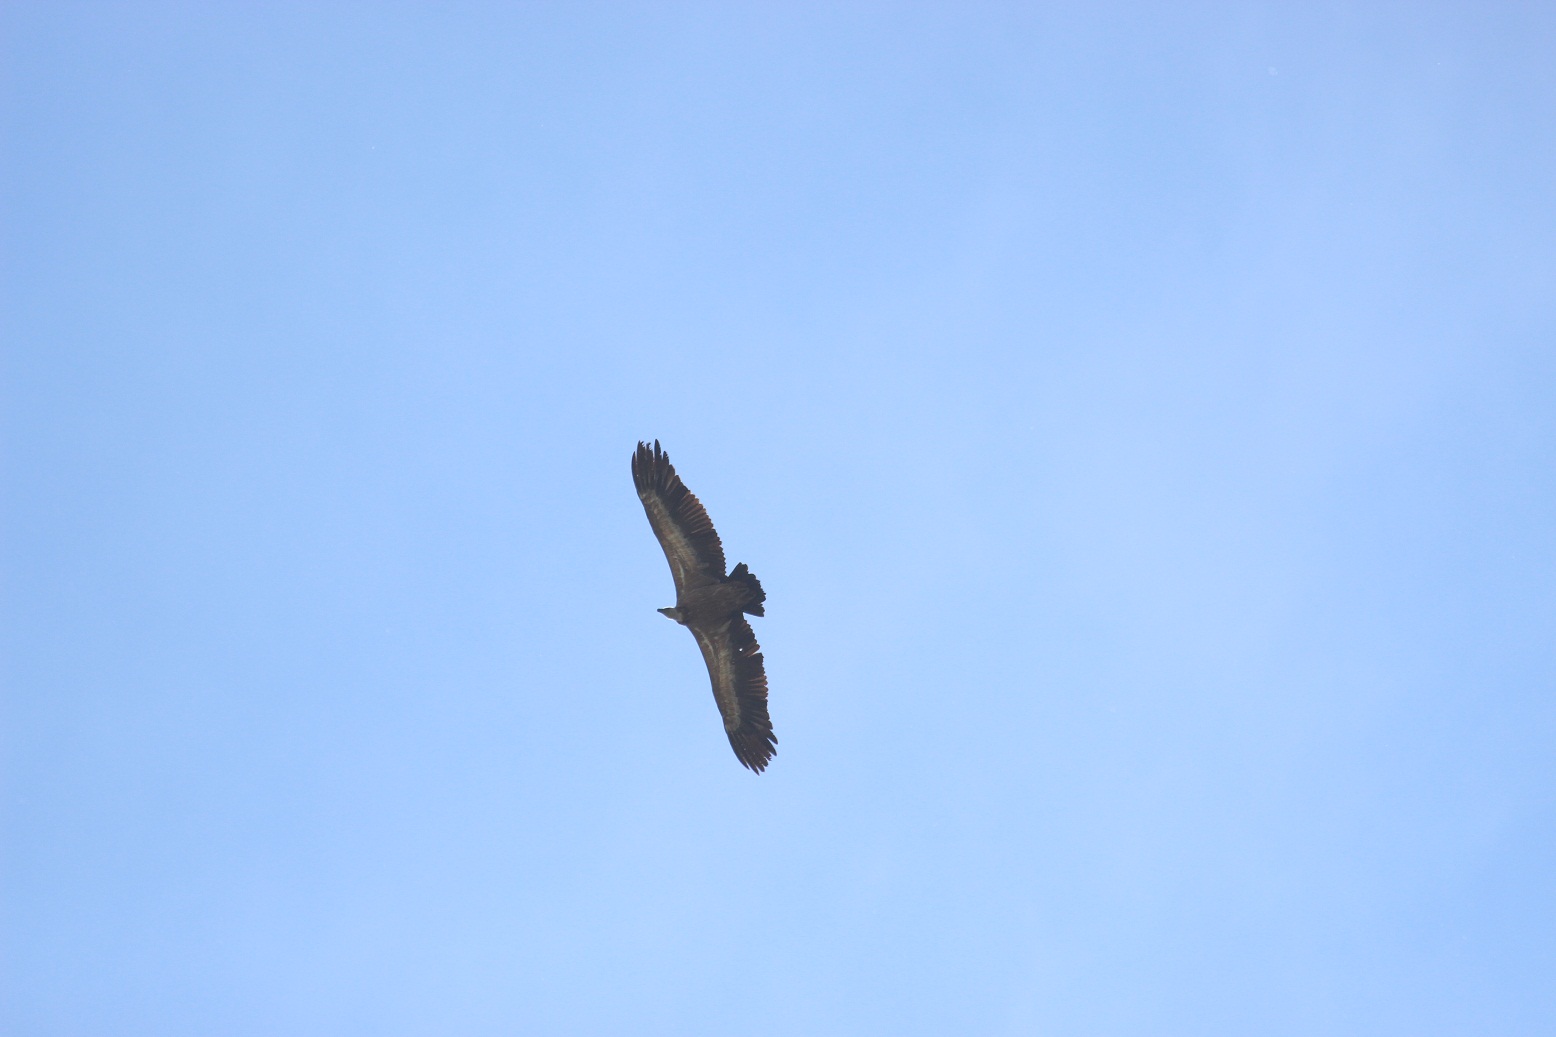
[662,573,761,623]
[632,440,775,772]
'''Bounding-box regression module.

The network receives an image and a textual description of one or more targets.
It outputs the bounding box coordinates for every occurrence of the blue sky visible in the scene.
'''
[4,3,1553,1034]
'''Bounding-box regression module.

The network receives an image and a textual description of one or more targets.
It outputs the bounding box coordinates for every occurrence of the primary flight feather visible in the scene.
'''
[633,440,775,772]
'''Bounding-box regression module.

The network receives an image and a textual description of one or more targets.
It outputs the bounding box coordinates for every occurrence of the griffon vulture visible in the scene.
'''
[632,440,775,772]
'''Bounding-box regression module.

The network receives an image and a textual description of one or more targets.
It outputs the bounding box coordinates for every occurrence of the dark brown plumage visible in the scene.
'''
[633,440,775,772]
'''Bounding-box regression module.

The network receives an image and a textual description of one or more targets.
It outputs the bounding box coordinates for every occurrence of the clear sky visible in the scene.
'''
[4,4,1553,1034]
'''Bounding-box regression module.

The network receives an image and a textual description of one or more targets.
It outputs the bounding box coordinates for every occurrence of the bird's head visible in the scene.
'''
[657,607,684,623]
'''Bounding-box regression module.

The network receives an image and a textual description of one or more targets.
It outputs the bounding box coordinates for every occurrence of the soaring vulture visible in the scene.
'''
[633,440,775,772]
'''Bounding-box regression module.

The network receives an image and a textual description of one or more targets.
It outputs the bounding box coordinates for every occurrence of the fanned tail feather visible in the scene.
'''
[727,561,765,617]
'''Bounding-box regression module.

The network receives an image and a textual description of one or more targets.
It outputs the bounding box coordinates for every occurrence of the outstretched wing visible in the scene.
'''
[689,615,776,772]
[633,440,726,593]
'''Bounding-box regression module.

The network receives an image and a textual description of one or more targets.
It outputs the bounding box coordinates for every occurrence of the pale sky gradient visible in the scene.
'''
[4,4,1554,1035]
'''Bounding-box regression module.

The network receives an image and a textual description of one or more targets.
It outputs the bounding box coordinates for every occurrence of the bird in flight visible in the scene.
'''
[632,440,775,772]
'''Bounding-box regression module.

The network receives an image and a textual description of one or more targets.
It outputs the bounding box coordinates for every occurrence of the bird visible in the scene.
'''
[632,440,775,772]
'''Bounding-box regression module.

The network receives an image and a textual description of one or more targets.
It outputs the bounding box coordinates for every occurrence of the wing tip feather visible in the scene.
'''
[726,618,776,773]
[632,439,727,572]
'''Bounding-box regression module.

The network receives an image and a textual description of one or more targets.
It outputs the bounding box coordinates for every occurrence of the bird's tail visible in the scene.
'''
[728,562,765,617]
